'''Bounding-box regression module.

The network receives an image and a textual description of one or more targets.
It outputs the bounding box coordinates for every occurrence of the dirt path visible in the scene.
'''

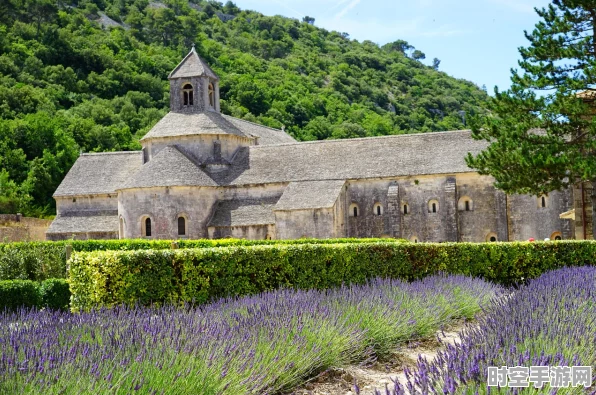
[290,321,469,395]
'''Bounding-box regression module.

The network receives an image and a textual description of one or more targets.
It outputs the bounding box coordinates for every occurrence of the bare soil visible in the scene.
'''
[290,320,469,395]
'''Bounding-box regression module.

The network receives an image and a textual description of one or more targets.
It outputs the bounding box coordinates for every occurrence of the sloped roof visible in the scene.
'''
[53,151,142,197]
[275,180,345,211]
[121,146,218,189]
[47,211,118,234]
[168,47,219,80]
[221,115,297,145]
[222,130,488,186]
[208,197,278,227]
[140,111,251,141]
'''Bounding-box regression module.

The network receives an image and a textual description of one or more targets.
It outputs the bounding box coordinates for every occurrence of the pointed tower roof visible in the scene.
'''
[168,46,219,80]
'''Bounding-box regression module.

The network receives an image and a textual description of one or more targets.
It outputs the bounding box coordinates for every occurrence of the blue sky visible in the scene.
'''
[232,0,551,93]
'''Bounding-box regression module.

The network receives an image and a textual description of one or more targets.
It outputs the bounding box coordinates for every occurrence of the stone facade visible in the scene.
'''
[48,49,592,242]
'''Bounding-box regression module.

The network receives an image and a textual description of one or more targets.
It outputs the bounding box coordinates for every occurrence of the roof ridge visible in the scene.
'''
[80,151,141,156]
[246,129,472,149]
[221,114,286,133]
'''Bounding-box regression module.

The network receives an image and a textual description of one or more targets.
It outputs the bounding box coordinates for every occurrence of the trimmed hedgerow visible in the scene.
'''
[39,279,71,310]
[68,240,596,311]
[0,280,41,310]
[0,238,403,281]
[0,279,71,311]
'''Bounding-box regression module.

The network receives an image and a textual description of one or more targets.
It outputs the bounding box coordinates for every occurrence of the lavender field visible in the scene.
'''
[375,266,596,395]
[0,274,500,394]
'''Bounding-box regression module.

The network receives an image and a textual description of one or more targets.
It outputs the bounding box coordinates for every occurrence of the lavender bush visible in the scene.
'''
[376,266,596,395]
[0,274,500,394]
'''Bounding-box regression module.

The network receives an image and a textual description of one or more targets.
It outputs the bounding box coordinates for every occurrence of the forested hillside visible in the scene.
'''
[0,0,489,217]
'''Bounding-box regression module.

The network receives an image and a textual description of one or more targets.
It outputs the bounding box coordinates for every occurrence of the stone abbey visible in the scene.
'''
[47,48,593,242]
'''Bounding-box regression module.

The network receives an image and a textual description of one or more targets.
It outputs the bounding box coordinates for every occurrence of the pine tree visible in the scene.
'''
[467,0,596,237]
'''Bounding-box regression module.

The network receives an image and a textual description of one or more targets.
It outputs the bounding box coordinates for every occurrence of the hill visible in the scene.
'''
[0,0,490,216]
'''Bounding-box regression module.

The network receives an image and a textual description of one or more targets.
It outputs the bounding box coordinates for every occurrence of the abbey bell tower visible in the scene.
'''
[168,45,220,113]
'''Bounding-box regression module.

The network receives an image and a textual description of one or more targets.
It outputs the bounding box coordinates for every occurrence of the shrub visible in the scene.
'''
[39,279,70,310]
[0,238,403,281]
[68,240,596,311]
[0,280,41,310]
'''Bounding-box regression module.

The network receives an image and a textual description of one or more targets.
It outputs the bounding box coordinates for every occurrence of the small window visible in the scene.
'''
[428,199,439,214]
[72,197,76,203]
[486,232,498,242]
[349,203,359,217]
[410,235,419,243]
[183,84,193,106]
[144,217,152,237]
[374,203,383,216]
[177,216,186,236]
[208,83,215,107]
[265,234,272,240]
[550,231,562,241]
[538,195,548,208]
[403,203,409,215]
[458,196,473,212]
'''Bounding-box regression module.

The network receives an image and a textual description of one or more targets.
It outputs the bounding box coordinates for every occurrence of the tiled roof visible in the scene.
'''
[168,47,219,80]
[140,111,251,141]
[53,151,142,197]
[221,130,488,186]
[121,146,218,189]
[208,197,278,227]
[47,211,119,234]
[221,115,297,145]
[275,180,345,210]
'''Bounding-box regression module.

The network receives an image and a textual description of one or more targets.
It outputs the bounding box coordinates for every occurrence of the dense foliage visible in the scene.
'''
[0,237,403,281]
[0,0,489,216]
[383,266,596,394]
[0,278,69,310]
[0,274,499,394]
[68,240,596,311]
[467,1,596,234]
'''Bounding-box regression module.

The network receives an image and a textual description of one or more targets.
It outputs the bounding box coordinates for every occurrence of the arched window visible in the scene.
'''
[410,235,419,243]
[142,217,152,237]
[402,203,409,215]
[183,84,193,106]
[538,195,548,208]
[428,199,439,213]
[458,196,473,211]
[349,203,359,217]
[177,216,186,236]
[208,83,215,107]
[374,203,383,216]
[265,234,272,240]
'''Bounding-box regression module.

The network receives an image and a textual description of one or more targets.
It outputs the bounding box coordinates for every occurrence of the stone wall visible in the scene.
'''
[0,214,52,242]
[275,208,337,239]
[507,190,569,241]
[208,224,274,240]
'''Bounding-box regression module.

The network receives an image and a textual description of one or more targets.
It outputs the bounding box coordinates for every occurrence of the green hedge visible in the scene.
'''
[0,279,70,311]
[68,240,596,311]
[0,238,403,281]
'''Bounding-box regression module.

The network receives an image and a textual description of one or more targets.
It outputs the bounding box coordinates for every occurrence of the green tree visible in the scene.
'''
[466,0,596,236]
[412,50,426,61]
[432,57,440,70]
